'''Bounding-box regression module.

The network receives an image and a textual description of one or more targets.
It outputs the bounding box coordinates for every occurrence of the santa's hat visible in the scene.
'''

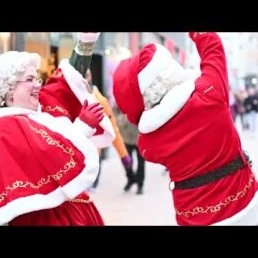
[113,43,173,125]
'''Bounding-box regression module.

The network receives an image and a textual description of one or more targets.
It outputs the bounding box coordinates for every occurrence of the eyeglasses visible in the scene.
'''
[16,76,43,88]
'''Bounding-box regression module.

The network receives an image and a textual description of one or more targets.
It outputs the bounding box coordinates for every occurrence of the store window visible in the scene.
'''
[0,33,11,53]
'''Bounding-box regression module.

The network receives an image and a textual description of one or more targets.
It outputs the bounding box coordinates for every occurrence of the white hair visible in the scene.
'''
[0,51,41,106]
[142,59,200,110]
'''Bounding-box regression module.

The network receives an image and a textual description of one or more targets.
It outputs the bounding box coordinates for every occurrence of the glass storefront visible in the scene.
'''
[23,32,50,72]
[0,33,11,53]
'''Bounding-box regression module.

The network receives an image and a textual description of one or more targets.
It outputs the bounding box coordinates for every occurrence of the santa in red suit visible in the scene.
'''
[0,33,115,226]
[113,32,258,225]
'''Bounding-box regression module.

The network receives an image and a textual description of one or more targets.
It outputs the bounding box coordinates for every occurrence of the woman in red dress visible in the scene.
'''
[0,33,115,226]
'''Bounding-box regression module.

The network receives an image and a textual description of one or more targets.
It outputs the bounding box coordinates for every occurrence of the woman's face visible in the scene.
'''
[5,66,42,111]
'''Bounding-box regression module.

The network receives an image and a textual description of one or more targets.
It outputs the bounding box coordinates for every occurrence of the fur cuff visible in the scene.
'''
[74,117,96,138]
[138,80,195,134]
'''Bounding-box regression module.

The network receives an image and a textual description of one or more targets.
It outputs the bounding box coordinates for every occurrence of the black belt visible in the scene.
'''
[174,154,248,190]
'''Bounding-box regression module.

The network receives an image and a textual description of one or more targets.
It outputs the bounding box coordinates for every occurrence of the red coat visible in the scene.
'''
[0,107,103,225]
[0,61,115,226]
[137,33,258,225]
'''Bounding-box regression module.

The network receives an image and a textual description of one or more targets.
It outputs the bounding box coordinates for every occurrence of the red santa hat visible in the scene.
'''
[113,43,173,125]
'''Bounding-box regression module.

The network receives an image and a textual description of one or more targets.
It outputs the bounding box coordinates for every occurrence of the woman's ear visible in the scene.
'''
[4,91,14,107]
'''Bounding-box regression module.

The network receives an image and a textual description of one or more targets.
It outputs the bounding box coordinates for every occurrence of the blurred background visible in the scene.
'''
[1,32,257,100]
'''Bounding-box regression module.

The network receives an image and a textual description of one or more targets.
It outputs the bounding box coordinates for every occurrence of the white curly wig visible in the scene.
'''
[142,59,200,110]
[0,51,41,107]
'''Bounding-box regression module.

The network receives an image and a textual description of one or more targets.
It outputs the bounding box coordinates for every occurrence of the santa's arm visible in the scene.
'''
[189,32,229,102]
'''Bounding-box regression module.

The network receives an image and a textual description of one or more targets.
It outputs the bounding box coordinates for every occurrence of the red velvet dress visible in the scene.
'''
[9,192,104,226]
[1,61,115,226]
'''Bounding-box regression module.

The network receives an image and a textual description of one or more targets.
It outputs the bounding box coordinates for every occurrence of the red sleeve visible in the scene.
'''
[39,69,104,135]
[0,115,85,208]
[39,69,82,121]
[189,32,229,103]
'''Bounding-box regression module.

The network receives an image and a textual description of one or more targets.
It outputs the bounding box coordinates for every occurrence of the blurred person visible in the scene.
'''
[229,88,238,122]
[113,32,258,226]
[83,68,132,190]
[0,33,116,226]
[243,86,258,133]
[235,89,248,130]
[114,105,145,194]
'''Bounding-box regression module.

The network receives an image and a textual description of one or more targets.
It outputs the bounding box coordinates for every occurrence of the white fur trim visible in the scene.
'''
[73,117,97,138]
[0,107,100,224]
[59,59,115,148]
[0,189,67,225]
[138,43,173,94]
[76,32,100,42]
[0,106,33,117]
[90,115,116,148]
[212,190,258,225]
[138,80,195,134]
[59,59,93,105]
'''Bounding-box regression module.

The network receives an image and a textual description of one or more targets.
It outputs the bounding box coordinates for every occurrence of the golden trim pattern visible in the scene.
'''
[69,196,93,204]
[0,124,78,204]
[44,105,69,116]
[176,173,255,218]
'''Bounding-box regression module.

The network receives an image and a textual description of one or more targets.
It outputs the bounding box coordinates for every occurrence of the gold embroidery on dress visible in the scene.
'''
[44,105,69,116]
[69,195,92,204]
[176,173,255,218]
[0,125,77,204]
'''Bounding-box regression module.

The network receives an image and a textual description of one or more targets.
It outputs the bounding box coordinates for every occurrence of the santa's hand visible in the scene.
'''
[79,100,104,128]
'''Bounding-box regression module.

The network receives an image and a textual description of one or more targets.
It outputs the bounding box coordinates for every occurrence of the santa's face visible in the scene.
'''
[5,66,42,111]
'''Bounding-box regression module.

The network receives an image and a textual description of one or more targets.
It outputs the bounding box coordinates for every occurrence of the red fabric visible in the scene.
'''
[0,115,86,208]
[9,192,104,226]
[40,68,104,135]
[40,68,82,121]
[36,68,104,225]
[0,69,106,225]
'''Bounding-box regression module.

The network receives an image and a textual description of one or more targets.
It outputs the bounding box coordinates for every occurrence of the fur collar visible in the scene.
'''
[0,106,38,117]
[138,80,195,134]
